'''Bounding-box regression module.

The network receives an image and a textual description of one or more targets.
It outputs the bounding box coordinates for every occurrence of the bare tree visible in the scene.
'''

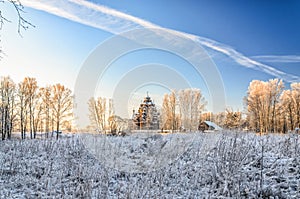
[0,76,16,139]
[161,90,178,131]
[291,83,300,128]
[268,79,284,132]
[39,86,52,137]
[33,90,43,136]
[107,99,126,133]
[279,91,291,133]
[169,90,177,131]
[161,93,171,130]
[21,77,38,139]
[246,79,284,133]
[108,99,117,133]
[224,108,242,130]
[280,83,300,132]
[178,89,190,130]
[0,76,75,139]
[17,78,29,139]
[178,88,206,131]
[115,116,127,132]
[213,112,226,127]
[51,84,73,139]
[88,97,106,133]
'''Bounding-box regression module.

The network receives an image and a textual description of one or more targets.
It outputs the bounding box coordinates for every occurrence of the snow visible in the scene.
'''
[0,131,299,198]
[204,120,223,131]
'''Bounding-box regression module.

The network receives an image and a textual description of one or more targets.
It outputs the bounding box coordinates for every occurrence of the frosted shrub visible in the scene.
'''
[0,132,299,198]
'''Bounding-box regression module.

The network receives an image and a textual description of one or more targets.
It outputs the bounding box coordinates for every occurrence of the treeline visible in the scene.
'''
[161,89,245,131]
[161,88,206,131]
[87,89,207,133]
[246,78,300,133]
[87,97,128,134]
[0,76,73,140]
[201,110,245,130]
[161,79,300,134]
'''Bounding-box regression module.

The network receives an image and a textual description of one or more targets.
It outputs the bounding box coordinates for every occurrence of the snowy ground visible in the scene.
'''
[0,131,299,198]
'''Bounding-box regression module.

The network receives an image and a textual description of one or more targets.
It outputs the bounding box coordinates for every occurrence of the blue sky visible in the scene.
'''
[1,0,300,124]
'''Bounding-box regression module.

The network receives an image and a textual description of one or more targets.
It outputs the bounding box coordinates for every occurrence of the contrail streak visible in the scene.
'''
[22,0,300,82]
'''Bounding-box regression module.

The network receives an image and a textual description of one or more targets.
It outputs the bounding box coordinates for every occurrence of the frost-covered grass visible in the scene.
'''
[0,132,299,198]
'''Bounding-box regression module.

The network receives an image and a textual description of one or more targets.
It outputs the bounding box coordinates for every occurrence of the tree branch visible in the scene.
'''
[0,0,35,58]
[6,0,35,36]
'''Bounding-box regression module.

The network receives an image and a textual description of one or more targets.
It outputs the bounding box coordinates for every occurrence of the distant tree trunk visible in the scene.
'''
[56,118,60,140]
[30,106,33,139]
[283,118,287,134]
[170,91,176,132]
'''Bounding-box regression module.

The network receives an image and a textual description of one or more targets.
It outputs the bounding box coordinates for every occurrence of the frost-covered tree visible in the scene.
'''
[268,79,284,132]
[280,83,300,131]
[291,83,300,128]
[224,109,242,130]
[88,97,124,133]
[169,91,177,130]
[246,79,284,133]
[161,93,170,130]
[161,90,177,131]
[280,90,293,133]
[213,112,226,127]
[108,99,117,133]
[0,76,16,139]
[88,97,107,133]
[178,88,206,131]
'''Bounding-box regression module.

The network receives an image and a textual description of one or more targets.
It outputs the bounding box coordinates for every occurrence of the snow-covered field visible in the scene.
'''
[0,131,299,198]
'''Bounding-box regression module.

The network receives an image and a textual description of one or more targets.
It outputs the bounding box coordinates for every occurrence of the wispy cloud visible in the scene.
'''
[22,0,300,82]
[196,37,300,82]
[251,55,300,63]
[22,0,158,33]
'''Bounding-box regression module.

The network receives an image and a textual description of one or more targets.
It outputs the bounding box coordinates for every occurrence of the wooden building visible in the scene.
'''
[198,121,223,132]
[132,94,159,130]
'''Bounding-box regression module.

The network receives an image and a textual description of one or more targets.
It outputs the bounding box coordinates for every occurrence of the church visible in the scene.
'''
[132,93,159,130]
